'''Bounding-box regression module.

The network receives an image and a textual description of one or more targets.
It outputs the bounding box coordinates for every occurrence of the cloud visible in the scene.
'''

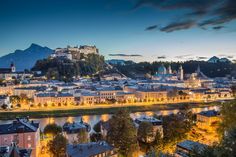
[135,0,235,32]
[160,20,196,32]
[212,26,225,30]
[145,25,158,31]
[157,55,166,59]
[199,0,236,27]
[197,56,208,60]
[175,54,193,59]
[108,53,142,57]
[218,54,235,58]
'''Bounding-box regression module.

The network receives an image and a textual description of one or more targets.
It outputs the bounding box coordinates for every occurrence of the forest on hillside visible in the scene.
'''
[115,61,236,78]
[32,54,105,81]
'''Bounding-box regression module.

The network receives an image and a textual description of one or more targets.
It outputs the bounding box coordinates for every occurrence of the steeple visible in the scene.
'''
[10,62,16,72]
[167,65,172,74]
[196,65,201,73]
[179,65,184,80]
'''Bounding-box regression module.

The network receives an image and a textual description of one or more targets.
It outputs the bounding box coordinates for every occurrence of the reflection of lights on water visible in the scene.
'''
[208,106,214,110]
[214,106,219,111]
[82,115,89,123]
[67,117,74,123]
[161,110,169,116]
[135,112,141,117]
[155,111,161,116]
[173,109,179,114]
[47,117,55,124]
[101,114,109,122]
[192,108,202,113]
[145,112,153,116]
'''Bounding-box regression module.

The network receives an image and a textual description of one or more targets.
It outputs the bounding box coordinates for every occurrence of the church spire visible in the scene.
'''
[196,65,201,73]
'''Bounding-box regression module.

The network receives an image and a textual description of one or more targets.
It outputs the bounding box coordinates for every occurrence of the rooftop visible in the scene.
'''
[35,92,73,97]
[198,110,220,117]
[0,95,8,99]
[135,116,162,126]
[0,144,31,157]
[177,140,206,152]
[66,141,115,157]
[0,118,39,135]
[63,120,91,134]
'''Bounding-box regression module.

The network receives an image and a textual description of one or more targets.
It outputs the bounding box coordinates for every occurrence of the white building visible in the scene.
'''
[0,95,11,109]
[79,45,99,55]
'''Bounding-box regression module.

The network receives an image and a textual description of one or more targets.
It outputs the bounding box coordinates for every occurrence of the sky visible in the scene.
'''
[0,0,236,62]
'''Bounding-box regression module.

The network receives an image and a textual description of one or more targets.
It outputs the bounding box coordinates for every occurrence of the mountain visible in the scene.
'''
[0,43,53,71]
[208,56,231,63]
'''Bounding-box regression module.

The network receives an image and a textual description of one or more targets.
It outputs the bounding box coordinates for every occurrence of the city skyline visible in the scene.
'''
[1,0,236,62]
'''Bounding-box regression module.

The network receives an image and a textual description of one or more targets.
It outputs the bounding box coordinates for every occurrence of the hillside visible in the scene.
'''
[114,61,236,78]
[0,43,53,71]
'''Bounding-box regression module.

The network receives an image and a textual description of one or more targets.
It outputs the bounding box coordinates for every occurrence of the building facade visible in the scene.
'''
[0,118,40,157]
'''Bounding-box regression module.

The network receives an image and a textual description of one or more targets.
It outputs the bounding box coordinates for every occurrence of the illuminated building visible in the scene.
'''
[34,92,75,107]
[0,118,40,157]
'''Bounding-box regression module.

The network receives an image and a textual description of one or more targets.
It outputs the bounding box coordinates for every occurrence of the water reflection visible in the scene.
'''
[0,106,219,132]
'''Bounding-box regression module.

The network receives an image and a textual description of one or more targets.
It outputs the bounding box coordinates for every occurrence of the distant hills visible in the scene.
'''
[0,43,53,71]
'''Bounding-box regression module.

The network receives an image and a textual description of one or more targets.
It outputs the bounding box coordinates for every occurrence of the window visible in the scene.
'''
[28,136,31,140]
[4,137,8,143]
[28,144,31,148]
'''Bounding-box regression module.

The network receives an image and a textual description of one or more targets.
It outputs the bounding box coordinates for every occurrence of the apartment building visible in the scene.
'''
[0,118,40,157]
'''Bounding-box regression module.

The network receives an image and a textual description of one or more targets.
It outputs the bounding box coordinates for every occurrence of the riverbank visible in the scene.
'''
[0,101,224,120]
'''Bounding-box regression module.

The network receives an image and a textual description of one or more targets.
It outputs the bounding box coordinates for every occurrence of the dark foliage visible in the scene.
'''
[116,61,236,78]
[32,54,105,81]
[44,123,62,136]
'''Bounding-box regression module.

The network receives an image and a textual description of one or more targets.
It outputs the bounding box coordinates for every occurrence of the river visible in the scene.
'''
[0,105,219,132]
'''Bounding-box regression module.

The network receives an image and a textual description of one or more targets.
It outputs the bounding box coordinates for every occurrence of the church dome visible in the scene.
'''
[158,64,167,74]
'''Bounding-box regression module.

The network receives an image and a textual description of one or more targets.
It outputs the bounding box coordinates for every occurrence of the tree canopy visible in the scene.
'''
[138,121,154,143]
[32,54,105,81]
[48,134,67,157]
[107,109,138,156]
[115,60,236,78]
[44,123,62,136]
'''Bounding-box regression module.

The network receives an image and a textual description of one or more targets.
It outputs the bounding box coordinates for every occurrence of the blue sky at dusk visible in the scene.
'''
[1,0,236,62]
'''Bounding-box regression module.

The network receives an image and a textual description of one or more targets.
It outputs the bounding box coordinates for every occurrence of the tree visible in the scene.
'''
[93,121,101,133]
[162,114,189,143]
[48,134,67,157]
[16,104,21,108]
[231,85,236,97]
[90,132,102,142]
[179,104,194,131]
[44,123,62,136]
[77,129,88,144]
[191,100,236,157]
[138,122,154,143]
[219,99,236,135]
[32,54,105,81]
[220,127,236,156]
[10,95,20,104]
[107,109,138,156]
[191,128,236,157]
[153,131,163,151]
[1,104,8,110]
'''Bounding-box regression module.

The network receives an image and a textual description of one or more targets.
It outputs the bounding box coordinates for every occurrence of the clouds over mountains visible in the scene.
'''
[108,53,142,57]
[134,0,236,32]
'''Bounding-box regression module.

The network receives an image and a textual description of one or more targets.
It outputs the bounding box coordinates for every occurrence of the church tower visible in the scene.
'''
[179,65,184,80]
[196,65,201,74]
[10,62,16,72]
[167,65,172,74]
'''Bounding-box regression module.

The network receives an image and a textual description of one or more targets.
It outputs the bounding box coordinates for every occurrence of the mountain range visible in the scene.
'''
[0,43,53,71]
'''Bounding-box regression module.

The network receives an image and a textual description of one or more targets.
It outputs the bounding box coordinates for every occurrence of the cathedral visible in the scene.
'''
[152,64,184,81]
